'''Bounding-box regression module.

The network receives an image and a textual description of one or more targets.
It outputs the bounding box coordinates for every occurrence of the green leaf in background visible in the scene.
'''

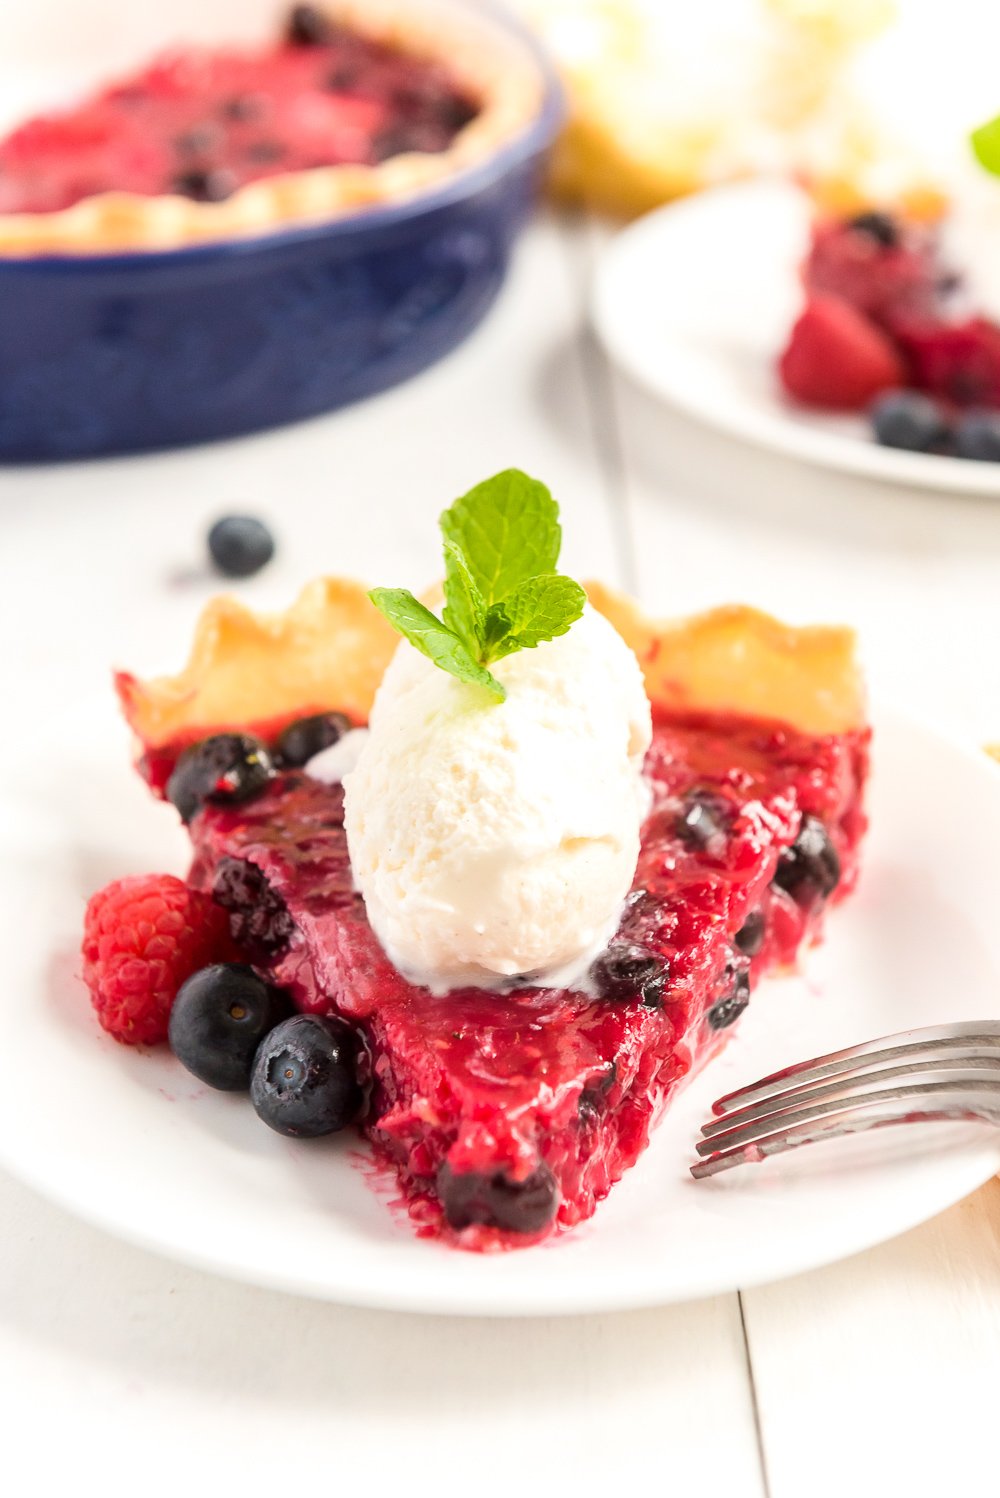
[440,469,561,606]
[972,114,1000,177]
[368,587,505,700]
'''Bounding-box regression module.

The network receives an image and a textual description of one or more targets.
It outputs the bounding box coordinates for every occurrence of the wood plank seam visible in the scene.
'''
[557,210,638,593]
[739,1290,773,1498]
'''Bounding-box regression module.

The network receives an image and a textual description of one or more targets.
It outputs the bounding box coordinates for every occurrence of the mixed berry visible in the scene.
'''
[778,209,1000,461]
[0,5,480,214]
[590,942,669,1008]
[167,733,275,823]
[81,725,372,1142]
[437,1161,559,1235]
[273,711,350,768]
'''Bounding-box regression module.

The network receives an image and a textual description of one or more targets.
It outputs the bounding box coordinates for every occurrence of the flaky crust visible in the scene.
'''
[586,583,864,736]
[0,0,545,257]
[117,575,865,752]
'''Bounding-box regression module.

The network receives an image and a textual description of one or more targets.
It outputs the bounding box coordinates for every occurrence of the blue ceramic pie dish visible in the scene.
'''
[0,9,561,462]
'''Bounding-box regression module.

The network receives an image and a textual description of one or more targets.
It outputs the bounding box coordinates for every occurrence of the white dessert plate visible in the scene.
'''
[591,178,1000,496]
[4,700,1000,1315]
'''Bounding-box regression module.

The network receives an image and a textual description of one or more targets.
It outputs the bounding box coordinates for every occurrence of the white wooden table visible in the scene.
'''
[4,212,1000,1496]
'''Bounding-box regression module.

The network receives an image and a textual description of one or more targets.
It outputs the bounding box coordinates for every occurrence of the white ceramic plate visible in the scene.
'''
[4,700,1000,1315]
[591,179,1000,496]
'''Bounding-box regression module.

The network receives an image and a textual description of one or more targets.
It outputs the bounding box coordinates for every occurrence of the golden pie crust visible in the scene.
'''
[117,575,865,752]
[0,0,546,258]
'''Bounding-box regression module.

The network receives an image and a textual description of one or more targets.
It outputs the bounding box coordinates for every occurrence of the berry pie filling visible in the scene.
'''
[0,6,480,214]
[182,709,867,1245]
[84,470,869,1250]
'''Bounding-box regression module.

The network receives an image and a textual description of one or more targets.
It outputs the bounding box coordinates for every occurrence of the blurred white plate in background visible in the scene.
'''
[592,178,1000,496]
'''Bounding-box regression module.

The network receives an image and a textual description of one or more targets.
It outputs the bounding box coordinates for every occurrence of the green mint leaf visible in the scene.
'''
[372,470,586,698]
[483,575,586,662]
[368,588,505,700]
[972,115,1000,176]
[441,540,486,656]
[482,601,513,655]
[440,469,561,607]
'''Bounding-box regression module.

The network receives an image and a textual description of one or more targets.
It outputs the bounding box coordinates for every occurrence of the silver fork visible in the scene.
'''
[691,1021,1000,1179]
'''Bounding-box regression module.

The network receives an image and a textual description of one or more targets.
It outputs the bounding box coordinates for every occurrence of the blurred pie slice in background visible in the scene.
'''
[516,0,944,218]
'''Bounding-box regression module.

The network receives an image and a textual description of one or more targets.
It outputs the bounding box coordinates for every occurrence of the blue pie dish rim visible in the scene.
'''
[0,3,564,460]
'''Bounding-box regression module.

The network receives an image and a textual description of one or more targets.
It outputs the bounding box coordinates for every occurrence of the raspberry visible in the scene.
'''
[779,295,906,410]
[804,218,940,326]
[894,317,1000,409]
[81,874,235,1046]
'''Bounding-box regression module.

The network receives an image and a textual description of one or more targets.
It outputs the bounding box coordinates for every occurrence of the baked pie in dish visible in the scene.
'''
[86,471,869,1250]
[0,2,544,254]
[0,2,559,459]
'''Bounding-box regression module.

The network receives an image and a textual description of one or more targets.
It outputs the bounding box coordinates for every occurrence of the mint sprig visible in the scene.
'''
[972,115,1000,177]
[369,469,586,701]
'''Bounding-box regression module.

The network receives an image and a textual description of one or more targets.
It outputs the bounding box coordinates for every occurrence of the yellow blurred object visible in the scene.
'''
[810,169,949,222]
[758,0,896,127]
[517,0,942,218]
[551,108,727,219]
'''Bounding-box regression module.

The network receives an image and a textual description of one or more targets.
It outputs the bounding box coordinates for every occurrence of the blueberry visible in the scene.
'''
[848,210,900,248]
[324,63,360,91]
[773,816,841,905]
[707,968,751,1030]
[591,942,669,1008]
[220,93,267,122]
[169,963,294,1090]
[212,857,295,959]
[437,1161,558,1234]
[676,790,732,850]
[286,4,333,44]
[174,122,224,156]
[372,122,456,161]
[434,95,478,132]
[734,908,766,957]
[578,1063,617,1122]
[274,711,351,768]
[870,391,951,453]
[245,140,285,164]
[167,733,274,823]
[954,410,1000,462]
[251,1014,366,1137]
[171,166,237,202]
[207,514,275,578]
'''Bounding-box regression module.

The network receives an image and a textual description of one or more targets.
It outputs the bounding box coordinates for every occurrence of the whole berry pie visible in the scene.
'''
[87,470,869,1250]
[0,2,544,253]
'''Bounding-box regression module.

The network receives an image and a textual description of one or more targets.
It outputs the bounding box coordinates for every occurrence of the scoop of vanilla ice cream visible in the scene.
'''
[342,604,652,993]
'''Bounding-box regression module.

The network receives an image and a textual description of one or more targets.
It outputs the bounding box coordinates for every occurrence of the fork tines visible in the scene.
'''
[691,1022,1000,1179]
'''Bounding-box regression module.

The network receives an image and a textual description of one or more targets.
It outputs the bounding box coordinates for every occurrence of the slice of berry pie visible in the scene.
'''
[91,470,869,1250]
[0,3,543,253]
[778,207,1000,454]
